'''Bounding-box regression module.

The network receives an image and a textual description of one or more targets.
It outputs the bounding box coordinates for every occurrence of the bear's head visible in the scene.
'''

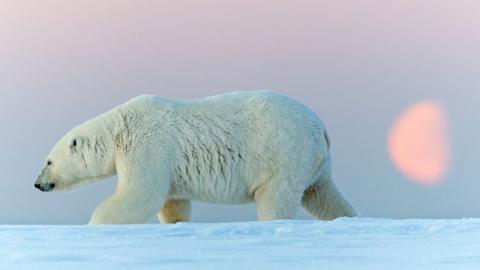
[35,128,116,192]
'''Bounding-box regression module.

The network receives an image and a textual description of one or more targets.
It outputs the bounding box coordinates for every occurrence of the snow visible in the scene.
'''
[2,218,480,270]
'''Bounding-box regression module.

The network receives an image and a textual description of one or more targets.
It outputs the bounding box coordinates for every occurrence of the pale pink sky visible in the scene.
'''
[1,1,480,223]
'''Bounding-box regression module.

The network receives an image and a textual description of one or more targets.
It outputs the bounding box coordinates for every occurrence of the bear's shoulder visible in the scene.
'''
[127,95,160,105]
[122,95,179,110]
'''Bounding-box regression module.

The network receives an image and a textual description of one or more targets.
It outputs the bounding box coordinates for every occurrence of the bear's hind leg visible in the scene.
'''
[158,199,192,224]
[254,182,303,221]
[301,180,357,220]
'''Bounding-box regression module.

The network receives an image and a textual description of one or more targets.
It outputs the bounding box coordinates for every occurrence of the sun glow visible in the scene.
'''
[388,101,451,185]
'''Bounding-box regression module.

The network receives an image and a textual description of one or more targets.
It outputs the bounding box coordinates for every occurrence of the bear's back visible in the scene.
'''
[120,91,324,135]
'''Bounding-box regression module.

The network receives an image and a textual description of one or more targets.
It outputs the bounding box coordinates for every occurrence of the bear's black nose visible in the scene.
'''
[34,182,55,192]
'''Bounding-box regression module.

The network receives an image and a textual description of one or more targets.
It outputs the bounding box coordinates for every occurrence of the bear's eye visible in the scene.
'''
[47,160,52,166]
[72,139,77,147]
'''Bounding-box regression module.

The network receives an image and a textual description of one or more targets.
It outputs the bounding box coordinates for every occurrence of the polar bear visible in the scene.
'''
[35,91,356,224]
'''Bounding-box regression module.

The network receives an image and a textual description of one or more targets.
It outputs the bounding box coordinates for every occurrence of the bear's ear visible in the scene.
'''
[70,137,83,153]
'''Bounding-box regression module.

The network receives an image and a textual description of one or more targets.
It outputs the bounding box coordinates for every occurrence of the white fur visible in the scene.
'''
[35,91,356,224]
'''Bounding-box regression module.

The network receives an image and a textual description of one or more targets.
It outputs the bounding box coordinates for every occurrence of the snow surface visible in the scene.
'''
[2,218,480,270]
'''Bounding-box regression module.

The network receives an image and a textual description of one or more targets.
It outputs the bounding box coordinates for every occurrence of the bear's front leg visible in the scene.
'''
[89,188,164,224]
[89,170,168,224]
[88,148,172,224]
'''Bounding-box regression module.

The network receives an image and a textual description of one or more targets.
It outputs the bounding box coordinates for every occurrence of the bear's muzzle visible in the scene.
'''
[34,181,55,192]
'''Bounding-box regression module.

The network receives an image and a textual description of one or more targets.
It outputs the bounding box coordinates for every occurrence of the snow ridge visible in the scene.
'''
[2,218,480,270]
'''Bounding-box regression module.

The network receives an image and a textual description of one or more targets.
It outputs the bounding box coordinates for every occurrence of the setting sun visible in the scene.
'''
[388,101,451,185]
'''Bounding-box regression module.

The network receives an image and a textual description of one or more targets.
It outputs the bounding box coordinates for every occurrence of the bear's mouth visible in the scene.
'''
[34,182,55,192]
